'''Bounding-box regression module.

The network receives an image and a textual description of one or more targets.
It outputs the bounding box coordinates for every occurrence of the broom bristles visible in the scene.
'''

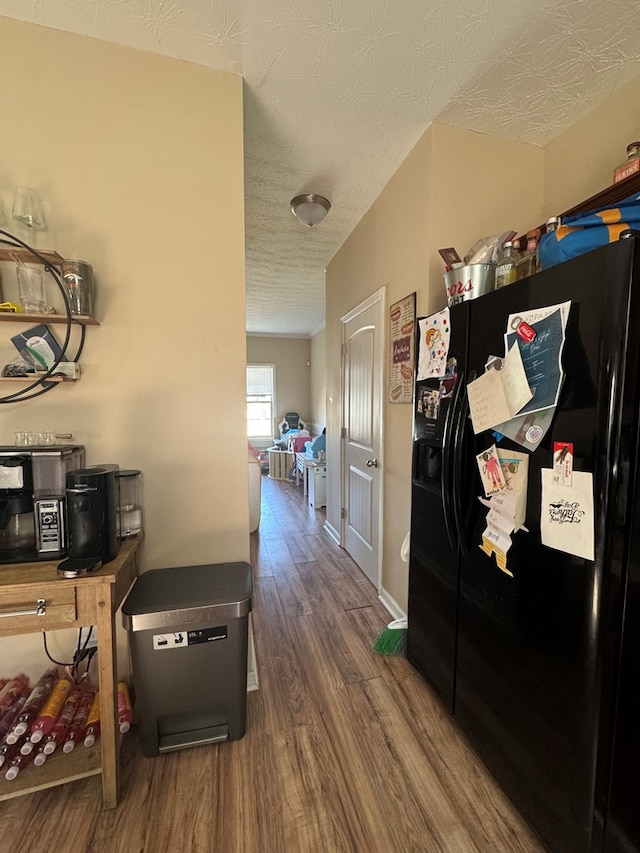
[372,625,407,656]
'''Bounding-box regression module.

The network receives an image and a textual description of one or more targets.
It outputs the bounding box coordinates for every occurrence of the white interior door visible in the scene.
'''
[341,290,383,587]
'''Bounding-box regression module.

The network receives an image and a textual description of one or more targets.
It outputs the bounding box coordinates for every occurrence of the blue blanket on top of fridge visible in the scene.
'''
[538,191,640,269]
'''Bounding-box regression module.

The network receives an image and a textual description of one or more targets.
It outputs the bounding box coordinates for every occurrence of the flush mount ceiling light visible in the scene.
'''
[290,194,331,228]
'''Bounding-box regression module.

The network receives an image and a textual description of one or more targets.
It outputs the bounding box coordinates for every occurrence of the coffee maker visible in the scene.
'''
[59,464,119,577]
[0,445,85,564]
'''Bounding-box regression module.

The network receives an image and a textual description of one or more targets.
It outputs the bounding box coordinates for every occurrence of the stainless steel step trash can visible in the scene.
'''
[121,561,253,758]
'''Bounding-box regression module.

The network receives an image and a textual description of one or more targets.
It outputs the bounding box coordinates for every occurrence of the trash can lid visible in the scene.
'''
[122,562,253,630]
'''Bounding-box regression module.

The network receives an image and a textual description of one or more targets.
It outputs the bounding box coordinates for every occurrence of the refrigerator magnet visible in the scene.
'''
[476,445,507,497]
[541,469,595,561]
[553,442,574,486]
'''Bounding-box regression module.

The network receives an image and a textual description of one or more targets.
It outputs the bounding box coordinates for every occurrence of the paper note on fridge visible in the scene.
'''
[467,343,533,434]
[504,302,570,416]
[540,469,595,561]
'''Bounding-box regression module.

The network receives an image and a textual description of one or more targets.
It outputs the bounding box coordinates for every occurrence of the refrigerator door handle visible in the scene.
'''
[441,370,464,551]
[451,371,474,556]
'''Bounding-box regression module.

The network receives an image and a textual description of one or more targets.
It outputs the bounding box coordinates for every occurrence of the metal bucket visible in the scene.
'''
[444,263,495,307]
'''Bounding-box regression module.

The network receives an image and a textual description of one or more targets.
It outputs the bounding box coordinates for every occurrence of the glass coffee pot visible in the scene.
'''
[0,493,36,553]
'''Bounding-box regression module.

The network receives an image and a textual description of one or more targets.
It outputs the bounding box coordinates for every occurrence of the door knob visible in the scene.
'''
[366,458,379,468]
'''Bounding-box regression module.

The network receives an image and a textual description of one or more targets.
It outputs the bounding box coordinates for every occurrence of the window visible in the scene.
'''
[247,364,275,438]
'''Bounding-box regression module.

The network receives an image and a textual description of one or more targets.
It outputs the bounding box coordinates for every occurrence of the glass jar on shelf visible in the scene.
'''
[614,142,640,184]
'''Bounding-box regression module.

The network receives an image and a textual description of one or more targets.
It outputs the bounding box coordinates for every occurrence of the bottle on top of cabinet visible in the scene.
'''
[517,229,540,280]
[495,241,519,289]
[537,217,560,272]
[614,142,640,184]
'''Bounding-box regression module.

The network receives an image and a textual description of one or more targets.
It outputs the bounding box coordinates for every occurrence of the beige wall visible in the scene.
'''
[326,123,544,610]
[309,328,326,433]
[544,73,640,217]
[0,18,246,675]
[246,336,311,436]
[327,73,640,611]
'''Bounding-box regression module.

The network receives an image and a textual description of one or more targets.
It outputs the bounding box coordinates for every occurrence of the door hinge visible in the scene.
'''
[341,507,346,519]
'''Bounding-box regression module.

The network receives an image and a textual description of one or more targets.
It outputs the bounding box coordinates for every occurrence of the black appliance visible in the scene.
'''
[0,446,85,563]
[407,236,640,853]
[60,464,119,576]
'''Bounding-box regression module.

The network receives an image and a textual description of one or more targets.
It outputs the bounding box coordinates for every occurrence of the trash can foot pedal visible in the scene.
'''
[158,724,229,753]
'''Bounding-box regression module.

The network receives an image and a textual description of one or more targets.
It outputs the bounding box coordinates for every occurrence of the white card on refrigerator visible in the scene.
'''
[540,469,595,561]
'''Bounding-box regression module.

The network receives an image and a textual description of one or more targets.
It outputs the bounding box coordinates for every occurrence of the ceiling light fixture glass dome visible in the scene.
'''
[290,194,331,228]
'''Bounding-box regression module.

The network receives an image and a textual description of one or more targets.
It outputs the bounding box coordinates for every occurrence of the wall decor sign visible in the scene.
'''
[389,292,416,403]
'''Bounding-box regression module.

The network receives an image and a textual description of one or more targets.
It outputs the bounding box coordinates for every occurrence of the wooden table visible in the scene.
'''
[0,536,142,808]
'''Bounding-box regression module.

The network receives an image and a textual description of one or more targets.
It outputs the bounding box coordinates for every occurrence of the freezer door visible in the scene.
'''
[454,239,639,853]
[407,305,469,712]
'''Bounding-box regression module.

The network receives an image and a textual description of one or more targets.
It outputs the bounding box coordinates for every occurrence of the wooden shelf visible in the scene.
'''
[0,538,142,809]
[0,247,64,266]
[0,311,99,326]
[560,171,640,220]
[0,375,73,383]
[0,743,101,802]
[517,173,640,249]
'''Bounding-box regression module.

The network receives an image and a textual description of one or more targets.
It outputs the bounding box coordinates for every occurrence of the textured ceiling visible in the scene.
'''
[2,1,640,336]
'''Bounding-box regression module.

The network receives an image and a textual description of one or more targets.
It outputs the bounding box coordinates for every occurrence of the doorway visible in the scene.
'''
[340,288,384,588]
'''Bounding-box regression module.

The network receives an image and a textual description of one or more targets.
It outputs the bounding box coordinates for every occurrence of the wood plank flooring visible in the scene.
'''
[0,475,544,853]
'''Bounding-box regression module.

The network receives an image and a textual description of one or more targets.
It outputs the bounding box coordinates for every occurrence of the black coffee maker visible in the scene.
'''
[58,464,119,578]
[0,456,36,558]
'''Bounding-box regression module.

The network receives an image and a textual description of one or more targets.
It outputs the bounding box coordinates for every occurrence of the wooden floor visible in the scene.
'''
[1,475,544,853]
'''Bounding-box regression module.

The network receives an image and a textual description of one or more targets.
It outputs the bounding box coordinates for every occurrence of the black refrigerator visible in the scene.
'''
[407,235,640,853]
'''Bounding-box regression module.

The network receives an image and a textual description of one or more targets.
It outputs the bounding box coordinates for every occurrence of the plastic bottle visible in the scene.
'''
[5,745,35,780]
[0,693,28,742]
[43,686,82,755]
[495,241,519,289]
[29,675,72,743]
[117,682,133,734]
[7,668,58,742]
[0,736,27,769]
[0,675,30,718]
[83,692,101,747]
[33,746,48,767]
[20,739,35,756]
[62,689,95,754]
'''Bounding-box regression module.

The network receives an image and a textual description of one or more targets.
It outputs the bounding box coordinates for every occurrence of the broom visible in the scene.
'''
[372,617,408,656]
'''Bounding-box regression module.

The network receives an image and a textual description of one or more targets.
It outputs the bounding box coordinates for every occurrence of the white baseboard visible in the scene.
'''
[323,520,341,545]
[378,588,406,621]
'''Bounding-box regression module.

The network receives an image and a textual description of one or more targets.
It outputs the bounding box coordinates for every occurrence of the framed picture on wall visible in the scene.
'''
[389,292,416,403]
